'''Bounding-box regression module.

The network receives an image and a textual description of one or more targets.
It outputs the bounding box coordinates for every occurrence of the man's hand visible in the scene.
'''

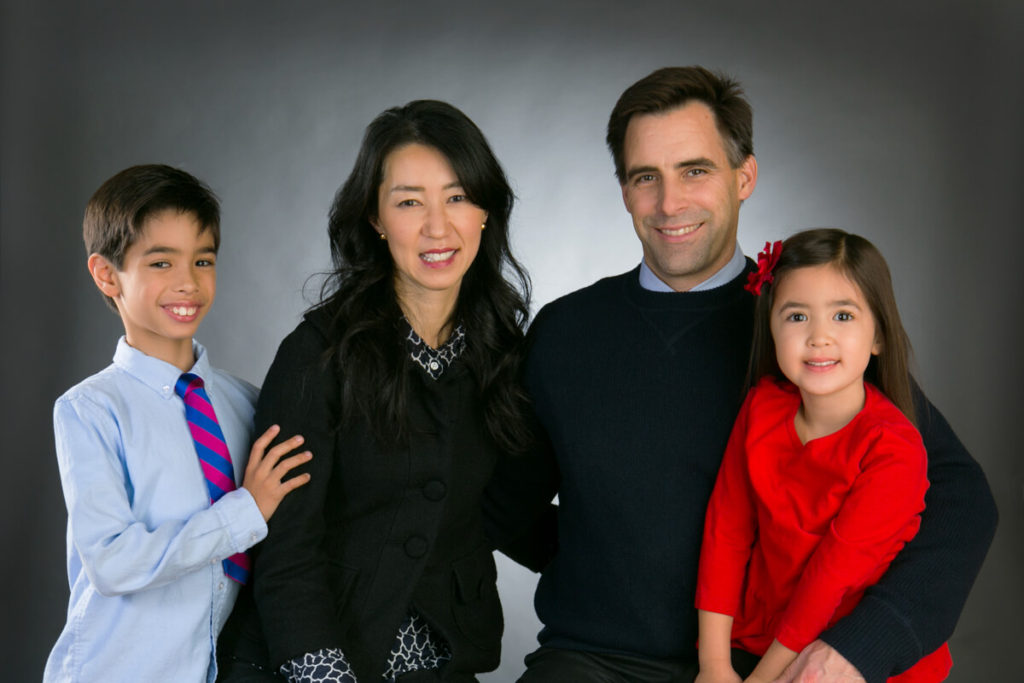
[773,640,865,683]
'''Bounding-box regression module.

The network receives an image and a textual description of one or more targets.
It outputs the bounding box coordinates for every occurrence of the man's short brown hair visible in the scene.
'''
[606,66,754,183]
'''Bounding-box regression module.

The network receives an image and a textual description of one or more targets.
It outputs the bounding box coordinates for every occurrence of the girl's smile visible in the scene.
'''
[769,263,881,438]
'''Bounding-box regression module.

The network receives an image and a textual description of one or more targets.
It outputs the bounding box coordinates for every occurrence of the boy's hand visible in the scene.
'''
[241,424,312,521]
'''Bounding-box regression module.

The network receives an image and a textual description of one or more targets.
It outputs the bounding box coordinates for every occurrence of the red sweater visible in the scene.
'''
[696,377,951,682]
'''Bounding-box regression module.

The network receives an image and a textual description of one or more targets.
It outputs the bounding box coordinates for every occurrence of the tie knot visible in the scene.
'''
[174,372,204,399]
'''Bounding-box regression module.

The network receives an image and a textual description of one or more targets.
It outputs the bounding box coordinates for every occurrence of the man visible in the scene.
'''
[513,67,997,682]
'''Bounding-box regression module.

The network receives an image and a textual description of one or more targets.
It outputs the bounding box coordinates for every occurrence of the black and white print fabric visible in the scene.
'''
[404,320,466,380]
[384,610,453,678]
[281,611,452,682]
[280,647,355,682]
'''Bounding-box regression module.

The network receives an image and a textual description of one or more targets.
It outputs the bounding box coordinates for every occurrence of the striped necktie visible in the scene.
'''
[174,372,251,584]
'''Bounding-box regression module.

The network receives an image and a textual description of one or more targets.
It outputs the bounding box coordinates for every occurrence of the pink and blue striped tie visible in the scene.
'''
[175,372,251,584]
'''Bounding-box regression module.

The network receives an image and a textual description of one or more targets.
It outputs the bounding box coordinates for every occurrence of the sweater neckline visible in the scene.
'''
[621,260,756,311]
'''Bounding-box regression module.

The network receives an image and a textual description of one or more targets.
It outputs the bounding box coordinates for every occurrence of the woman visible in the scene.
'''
[218,100,537,682]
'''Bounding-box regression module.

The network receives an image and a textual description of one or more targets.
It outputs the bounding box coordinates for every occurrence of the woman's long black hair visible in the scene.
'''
[316,99,532,452]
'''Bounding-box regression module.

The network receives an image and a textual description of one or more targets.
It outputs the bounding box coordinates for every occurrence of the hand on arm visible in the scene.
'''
[241,424,312,521]
[696,610,742,683]
[743,639,797,683]
[772,640,863,683]
[250,322,350,667]
[54,395,268,595]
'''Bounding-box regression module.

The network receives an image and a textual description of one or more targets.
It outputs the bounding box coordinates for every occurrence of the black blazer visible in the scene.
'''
[218,308,504,682]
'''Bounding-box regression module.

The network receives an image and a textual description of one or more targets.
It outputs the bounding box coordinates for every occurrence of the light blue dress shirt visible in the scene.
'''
[45,337,267,683]
[638,242,747,292]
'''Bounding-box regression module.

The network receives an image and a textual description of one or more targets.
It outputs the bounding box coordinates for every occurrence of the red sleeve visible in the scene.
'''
[695,389,758,617]
[775,416,929,652]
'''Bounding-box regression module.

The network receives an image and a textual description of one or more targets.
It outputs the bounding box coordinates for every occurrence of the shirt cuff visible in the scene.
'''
[820,594,922,683]
[280,647,355,683]
[214,487,268,552]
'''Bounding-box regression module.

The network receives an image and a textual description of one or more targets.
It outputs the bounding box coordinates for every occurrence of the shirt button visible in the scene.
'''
[423,480,446,501]
[218,581,225,591]
[404,536,429,558]
[429,361,440,370]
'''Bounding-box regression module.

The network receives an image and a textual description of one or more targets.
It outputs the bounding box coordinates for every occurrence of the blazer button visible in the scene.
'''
[404,536,429,558]
[422,479,447,501]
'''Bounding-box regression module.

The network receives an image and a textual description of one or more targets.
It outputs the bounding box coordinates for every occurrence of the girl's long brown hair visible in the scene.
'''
[748,228,916,426]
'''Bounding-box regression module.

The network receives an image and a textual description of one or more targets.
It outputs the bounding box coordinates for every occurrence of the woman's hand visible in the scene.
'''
[241,424,312,521]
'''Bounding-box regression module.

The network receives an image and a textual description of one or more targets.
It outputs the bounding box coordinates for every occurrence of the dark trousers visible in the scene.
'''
[516,647,699,683]
[515,646,761,683]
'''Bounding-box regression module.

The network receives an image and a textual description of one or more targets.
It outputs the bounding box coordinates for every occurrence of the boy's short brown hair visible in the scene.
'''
[83,164,220,310]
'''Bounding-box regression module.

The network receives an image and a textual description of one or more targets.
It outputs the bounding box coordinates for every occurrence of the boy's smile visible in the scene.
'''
[91,209,217,370]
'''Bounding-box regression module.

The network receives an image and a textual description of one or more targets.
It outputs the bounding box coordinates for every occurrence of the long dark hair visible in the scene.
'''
[316,99,532,451]
[749,228,916,425]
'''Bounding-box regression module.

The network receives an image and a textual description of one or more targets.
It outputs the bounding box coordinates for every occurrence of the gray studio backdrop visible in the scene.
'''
[3,1,1021,681]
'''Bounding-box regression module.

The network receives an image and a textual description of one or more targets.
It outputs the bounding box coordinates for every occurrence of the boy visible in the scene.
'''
[44,164,311,682]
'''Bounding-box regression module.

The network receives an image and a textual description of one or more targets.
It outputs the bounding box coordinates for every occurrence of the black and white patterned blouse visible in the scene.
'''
[281,610,451,682]
[405,319,466,380]
[280,321,465,682]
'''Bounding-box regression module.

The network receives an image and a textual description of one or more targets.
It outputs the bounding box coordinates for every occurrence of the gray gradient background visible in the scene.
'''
[3,1,1022,681]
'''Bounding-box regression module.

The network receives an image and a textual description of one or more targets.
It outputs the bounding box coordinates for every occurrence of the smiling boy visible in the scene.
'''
[44,164,311,682]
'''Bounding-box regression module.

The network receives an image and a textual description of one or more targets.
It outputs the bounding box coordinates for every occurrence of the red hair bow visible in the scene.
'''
[744,240,783,295]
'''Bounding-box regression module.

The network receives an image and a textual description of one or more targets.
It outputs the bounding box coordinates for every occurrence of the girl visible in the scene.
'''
[695,229,953,683]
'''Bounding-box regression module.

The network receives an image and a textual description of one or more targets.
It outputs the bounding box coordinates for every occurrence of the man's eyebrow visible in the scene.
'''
[624,165,658,181]
[625,158,719,181]
[675,157,717,170]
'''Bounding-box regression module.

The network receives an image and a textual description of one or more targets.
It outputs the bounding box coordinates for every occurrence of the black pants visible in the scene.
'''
[516,647,699,683]
[515,646,760,683]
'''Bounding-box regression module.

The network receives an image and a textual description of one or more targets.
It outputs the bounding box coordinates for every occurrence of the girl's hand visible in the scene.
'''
[241,424,312,521]
[696,667,743,683]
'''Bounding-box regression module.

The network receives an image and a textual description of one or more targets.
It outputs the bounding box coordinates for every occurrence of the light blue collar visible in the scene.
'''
[112,336,210,399]
[638,242,746,292]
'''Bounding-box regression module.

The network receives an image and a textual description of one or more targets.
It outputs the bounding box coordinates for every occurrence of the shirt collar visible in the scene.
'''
[402,319,466,381]
[112,336,211,399]
[638,242,746,292]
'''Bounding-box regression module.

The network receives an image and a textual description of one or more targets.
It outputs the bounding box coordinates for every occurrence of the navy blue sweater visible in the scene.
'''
[520,265,996,682]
